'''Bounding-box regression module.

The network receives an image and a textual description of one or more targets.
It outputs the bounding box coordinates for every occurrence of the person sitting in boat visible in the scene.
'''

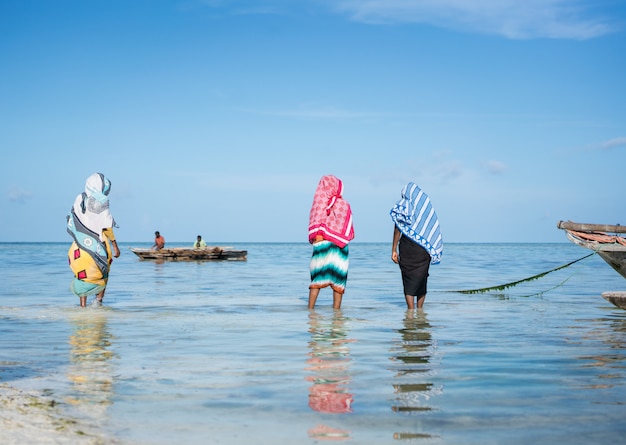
[153,231,165,250]
[194,235,207,248]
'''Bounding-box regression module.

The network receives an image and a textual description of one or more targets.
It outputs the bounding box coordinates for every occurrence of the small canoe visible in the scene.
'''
[130,246,247,261]
[602,292,626,310]
[557,221,626,280]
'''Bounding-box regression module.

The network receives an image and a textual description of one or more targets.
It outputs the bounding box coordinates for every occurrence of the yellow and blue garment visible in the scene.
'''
[67,210,114,297]
[390,182,443,264]
[66,173,116,297]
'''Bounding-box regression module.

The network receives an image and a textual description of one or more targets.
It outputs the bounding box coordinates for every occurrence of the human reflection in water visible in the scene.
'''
[389,311,441,440]
[67,311,115,418]
[306,310,354,441]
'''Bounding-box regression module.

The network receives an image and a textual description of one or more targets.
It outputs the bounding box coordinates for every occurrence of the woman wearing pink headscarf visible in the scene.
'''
[307,175,355,309]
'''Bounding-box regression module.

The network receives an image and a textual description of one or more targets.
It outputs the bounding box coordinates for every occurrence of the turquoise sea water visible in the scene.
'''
[1,242,626,444]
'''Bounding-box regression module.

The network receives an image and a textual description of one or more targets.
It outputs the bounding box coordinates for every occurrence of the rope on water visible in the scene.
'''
[456,252,595,294]
[517,274,574,298]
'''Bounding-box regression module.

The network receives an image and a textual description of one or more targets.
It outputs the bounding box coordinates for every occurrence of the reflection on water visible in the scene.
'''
[389,311,440,441]
[66,310,115,418]
[4,243,626,444]
[572,315,626,392]
[306,310,354,441]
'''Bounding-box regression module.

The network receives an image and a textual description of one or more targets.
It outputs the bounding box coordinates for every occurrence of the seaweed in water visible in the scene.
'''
[457,253,595,294]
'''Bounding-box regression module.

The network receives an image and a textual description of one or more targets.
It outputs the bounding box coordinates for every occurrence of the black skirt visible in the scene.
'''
[398,235,431,297]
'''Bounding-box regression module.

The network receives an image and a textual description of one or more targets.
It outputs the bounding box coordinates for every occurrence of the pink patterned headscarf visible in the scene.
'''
[308,175,354,247]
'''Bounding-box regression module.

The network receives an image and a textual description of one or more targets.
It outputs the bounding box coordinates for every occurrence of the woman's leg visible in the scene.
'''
[405,294,426,309]
[96,288,105,303]
[308,288,320,309]
[332,291,343,309]
[405,294,415,309]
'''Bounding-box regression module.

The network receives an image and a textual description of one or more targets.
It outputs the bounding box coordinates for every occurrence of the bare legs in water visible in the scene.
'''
[308,288,343,310]
[79,290,105,308]
[405,294,426,310]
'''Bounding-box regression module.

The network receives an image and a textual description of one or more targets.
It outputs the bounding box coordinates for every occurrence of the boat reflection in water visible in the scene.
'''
[305,310,354,441]
[389,311,441,441]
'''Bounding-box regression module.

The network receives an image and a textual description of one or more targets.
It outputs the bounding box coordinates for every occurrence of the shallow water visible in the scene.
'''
[1,242,626,444]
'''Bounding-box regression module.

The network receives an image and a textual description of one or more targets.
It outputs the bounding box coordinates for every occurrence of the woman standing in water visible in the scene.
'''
[67,173,121,307]
[308,175,355,309]
[390,182,442,309]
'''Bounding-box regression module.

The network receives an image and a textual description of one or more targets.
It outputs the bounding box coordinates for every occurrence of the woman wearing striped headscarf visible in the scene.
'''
[67,173,121,307]
[308,175,355,309]
[390,182,443,309]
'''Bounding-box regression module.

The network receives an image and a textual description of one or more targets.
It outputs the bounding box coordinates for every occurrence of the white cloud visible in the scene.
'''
[598,136,626,151]
[328,0,618,39]
[485,159,508,174]
[196,0,299,17]
[197,0,619,39]
[577,136,626,153]
[8,187,32,203]
[241,105,484,122]
[240,105,384,120]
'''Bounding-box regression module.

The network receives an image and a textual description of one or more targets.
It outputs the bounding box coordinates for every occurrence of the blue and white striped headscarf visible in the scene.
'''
[390,182,443,264]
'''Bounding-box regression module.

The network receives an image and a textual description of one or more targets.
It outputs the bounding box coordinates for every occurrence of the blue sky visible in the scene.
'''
[1,0,625,244]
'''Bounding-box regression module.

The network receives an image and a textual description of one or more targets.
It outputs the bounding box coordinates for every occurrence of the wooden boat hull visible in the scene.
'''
[557,221,626,234]
[130,247,247,261]
[558,221,626,310]
[564,232,626,279]
[602,292,626,310]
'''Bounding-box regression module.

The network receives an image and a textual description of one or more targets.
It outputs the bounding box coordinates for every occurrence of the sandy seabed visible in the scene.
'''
[0,383,114,445]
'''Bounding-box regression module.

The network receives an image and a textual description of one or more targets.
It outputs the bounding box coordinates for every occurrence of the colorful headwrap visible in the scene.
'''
[67,173,117,276]
[308,175,354,248]
[390,182,443,264]
[78,173,115,235]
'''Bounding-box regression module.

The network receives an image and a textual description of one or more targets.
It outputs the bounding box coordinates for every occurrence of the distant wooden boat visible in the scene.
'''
[130,246,247,261]
[557,221,626,280]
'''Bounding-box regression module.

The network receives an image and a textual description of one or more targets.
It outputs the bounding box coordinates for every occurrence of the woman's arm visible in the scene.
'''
[391,226,401,264]
[103,228,121,258]
[111,240,121,258]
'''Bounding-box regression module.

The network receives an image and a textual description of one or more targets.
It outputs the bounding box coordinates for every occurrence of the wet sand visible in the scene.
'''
[0,383,113,445]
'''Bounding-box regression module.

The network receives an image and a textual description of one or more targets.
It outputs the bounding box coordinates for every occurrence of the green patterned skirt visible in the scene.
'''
[309,240,349,294]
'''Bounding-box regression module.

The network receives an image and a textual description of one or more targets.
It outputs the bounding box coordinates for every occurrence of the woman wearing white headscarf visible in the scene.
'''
[67,173,120,307]
[390,182,442,309]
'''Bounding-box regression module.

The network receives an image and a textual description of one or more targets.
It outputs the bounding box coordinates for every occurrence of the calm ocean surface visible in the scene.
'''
[1,242,626,444]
